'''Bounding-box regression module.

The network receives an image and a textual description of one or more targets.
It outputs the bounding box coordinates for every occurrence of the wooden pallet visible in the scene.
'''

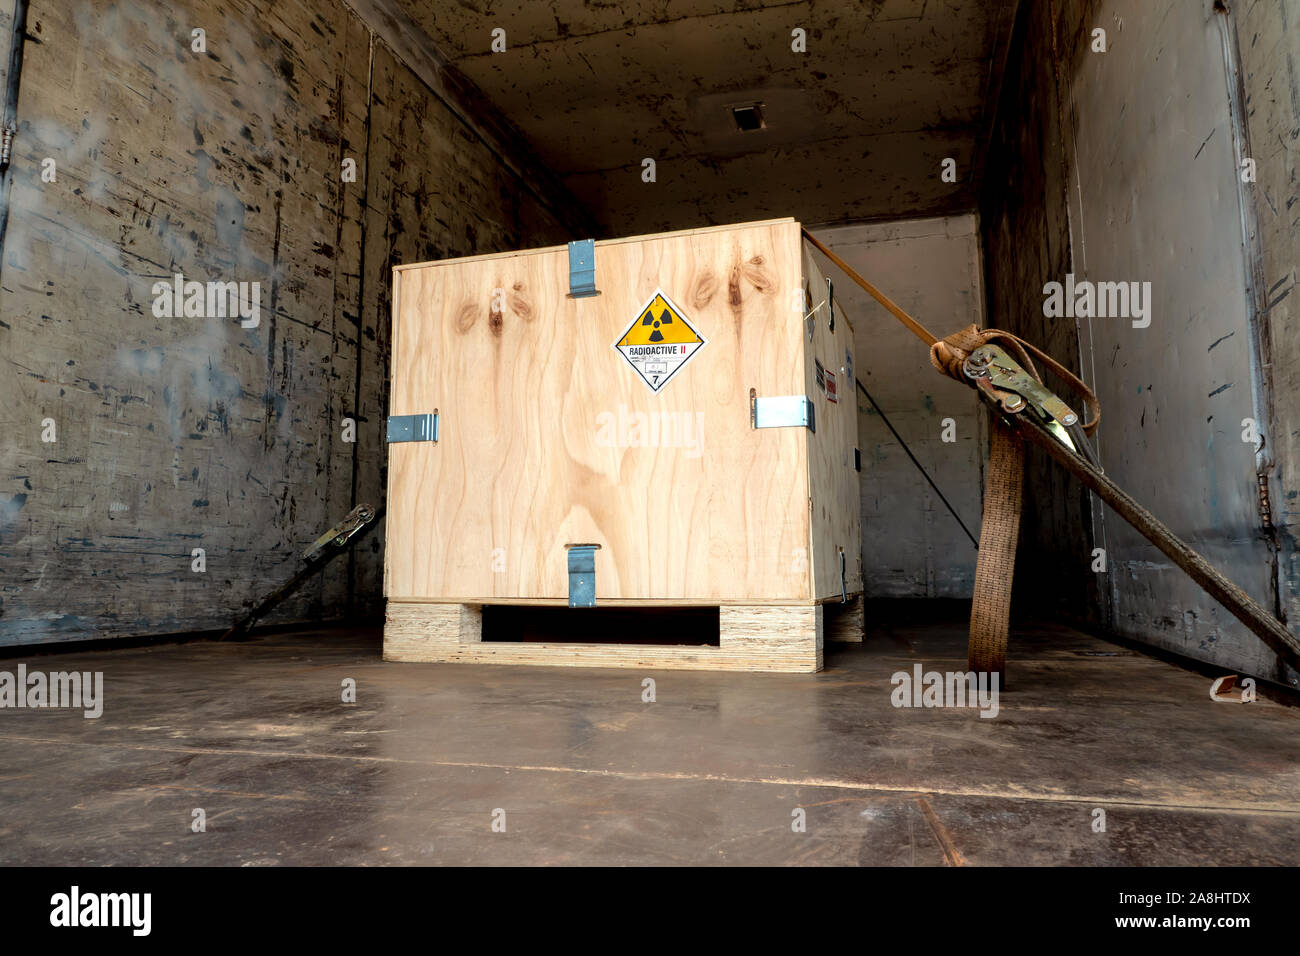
[383,595,864,673]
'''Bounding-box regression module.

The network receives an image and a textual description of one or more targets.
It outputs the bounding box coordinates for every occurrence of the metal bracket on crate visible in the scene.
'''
[751,394,816,433]
[567,239,599,298]
[566,543,601,608]
[386,412,439,444]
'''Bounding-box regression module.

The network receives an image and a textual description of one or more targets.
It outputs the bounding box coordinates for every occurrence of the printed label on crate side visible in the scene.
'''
[826,369,837,403]
[613,289,707,393]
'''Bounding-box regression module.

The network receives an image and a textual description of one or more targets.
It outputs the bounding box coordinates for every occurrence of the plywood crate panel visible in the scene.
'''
[385,218,861,671]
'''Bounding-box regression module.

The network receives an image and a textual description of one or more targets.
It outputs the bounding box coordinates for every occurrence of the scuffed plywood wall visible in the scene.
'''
[0,0,574,645]
[1239,0,1300,660]
[1066,0,1277,680]
[0,0,13,95]
[983,0,1293,684]
[980,0,1102,632]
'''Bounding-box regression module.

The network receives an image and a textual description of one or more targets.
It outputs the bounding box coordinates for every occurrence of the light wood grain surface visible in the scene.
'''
[803,243,865,600]
[387,219,850,604]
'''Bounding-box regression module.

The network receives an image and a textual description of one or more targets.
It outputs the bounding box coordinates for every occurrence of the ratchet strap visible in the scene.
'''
[929,324,1098,676]
[803,228,1300,680]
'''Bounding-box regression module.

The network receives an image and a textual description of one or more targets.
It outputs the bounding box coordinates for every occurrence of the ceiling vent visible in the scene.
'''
[730,103,766,132]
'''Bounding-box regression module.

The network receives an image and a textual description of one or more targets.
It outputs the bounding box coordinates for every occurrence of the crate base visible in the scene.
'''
[825,593,865,643]
[383,601,831,673]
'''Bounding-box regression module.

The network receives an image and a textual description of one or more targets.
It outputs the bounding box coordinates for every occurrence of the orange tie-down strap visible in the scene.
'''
[803,228,1300,682]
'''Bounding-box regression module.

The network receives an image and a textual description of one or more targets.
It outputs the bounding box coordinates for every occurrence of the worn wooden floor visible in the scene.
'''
[1,604,1298,865]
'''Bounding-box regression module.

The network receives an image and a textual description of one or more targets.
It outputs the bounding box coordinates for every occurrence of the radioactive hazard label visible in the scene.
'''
[613,289,707,393]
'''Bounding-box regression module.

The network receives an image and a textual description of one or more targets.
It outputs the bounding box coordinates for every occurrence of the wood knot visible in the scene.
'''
[455,302,478,334]
[509,292,533,322]
[740,256,774,294]
[692,272,717,309]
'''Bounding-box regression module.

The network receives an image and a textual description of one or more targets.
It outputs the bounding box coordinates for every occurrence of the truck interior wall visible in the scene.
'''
[981,0,1297,684]
[1238,0,1300,658]
[0,0,13,97]
[0,0,580,646]
[809,217,983,600]
[980,0,1097,632]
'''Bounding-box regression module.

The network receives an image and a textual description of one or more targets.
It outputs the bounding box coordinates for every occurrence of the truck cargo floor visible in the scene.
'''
[2,602,1296,866]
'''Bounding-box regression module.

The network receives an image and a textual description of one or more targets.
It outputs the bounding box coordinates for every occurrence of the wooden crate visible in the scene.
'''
[384,218,862,672]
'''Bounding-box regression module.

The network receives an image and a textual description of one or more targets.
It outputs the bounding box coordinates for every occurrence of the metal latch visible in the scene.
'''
[963,344,1082,450]
[303,503,376,561]
[963,345,1102,469]
[567,239,599,298]
[965,345,1076,424]
[386,412,438,443]
[566,543,601,608]
[751,394,816,433]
